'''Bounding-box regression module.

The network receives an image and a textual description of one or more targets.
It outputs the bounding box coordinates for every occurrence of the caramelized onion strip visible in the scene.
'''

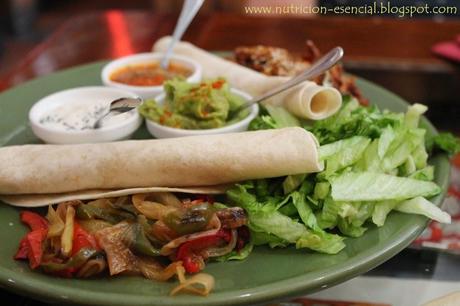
[132,194,176,220]
[170,272,215,297]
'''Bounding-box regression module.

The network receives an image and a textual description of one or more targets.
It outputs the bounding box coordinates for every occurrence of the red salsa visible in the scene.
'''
[110,61,193,86]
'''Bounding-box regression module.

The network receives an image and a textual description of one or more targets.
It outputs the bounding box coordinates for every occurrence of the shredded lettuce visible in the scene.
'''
[232,101,451,257]
[404,103,427,128]
[409,166,434,181]
[227,183,345,254]
[265,105,300,128]
[313,182,330,200]
[247,115,277,131]
[307,97,403,145]
[429,132,460,156]
[291,190,318,230]
[248,104,300,130]
[321,136,370,177]
[380,128,425,172]
[282,174,307,195]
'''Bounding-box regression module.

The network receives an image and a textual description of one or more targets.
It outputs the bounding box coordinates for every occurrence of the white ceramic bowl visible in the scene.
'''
[101,52,202,99]
[145,88,258,138]
[29,86,143,144]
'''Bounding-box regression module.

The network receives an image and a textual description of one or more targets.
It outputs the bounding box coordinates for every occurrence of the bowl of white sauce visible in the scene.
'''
[29,86,143,144]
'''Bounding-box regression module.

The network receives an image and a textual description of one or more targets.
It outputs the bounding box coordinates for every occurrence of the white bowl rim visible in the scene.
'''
[29,86,142,136]
[144,88,259,136]
[101,52,202,93]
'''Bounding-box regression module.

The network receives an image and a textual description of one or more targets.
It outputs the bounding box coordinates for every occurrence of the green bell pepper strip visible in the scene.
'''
[40,248,98,274]
[163,203,214,236]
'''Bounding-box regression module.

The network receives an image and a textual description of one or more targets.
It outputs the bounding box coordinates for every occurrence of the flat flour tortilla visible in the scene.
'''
[0,186,228,207]
[0,128,322,206]
[153,37,342,120]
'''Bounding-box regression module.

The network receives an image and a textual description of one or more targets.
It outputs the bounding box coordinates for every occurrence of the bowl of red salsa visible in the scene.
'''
[101,53,202,98]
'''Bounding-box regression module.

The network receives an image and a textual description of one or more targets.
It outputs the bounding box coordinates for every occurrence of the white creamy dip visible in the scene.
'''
[39,98,134,131]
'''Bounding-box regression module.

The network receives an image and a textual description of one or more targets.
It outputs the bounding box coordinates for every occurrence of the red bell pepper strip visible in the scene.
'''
[20,211,48,231]
[71,222,99,256]
[19,228,48,269]
[182,255,203,274]
[14,210,49,269]
[176,229,231,273]
[14,237,29,260]
[26,229,48,269]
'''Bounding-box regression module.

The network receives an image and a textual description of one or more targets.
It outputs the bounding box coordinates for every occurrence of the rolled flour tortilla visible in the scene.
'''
[0,186,229,207]
[153,36,342,120]
[0,128,322,198]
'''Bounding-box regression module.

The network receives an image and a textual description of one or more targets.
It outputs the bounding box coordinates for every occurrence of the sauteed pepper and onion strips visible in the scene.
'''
[15,194,249,296]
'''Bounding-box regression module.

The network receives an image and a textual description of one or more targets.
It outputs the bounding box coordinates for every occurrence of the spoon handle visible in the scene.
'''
[160,0,205,69]
[250,46,344,105]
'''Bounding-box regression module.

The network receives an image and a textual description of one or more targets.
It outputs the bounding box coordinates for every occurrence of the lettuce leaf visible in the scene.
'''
[215,240,254,262]
[429,132,460,156]
[251,231,289,248]
[248,105,300,130]
[409,166,434,181]
[249,210,307,243]
[354,139,382,172]
[265,105,300,128]
[331,172,441,201]
[404,103,427,128]
[372,200,399,227]
[296,229,345,254]
[378,126,396,159]
[282,174,308,194]
[380,128,425,172]
[248,115,277,130]
[395,196,451,224]
[226,183,345,254]
[308,98,403,145]
[337,218,367,237]
[322,137,370,177]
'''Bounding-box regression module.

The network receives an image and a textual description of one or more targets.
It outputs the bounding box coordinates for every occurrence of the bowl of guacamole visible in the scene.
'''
[139,78,258,138]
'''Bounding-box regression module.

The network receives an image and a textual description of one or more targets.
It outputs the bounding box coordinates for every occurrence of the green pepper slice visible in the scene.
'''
[76,204,134,224]
[163,203,214,236]
[130,223,160,257]
[41,248,98,273]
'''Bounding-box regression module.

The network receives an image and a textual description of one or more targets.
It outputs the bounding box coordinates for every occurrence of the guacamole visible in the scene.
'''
[139,78,249,129]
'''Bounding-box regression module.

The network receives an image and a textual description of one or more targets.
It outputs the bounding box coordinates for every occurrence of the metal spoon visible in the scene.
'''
[160,0,205,69]
[93,97,143,129]
[228,46,344,120]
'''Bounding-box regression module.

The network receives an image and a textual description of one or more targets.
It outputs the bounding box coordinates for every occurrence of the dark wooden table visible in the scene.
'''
[1,11,459,131]
[1,11,458,84]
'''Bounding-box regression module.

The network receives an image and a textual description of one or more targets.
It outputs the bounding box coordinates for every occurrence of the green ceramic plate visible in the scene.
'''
[0,62,450,306]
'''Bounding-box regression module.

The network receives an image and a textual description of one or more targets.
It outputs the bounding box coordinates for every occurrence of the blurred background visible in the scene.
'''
[0,0,458,131]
